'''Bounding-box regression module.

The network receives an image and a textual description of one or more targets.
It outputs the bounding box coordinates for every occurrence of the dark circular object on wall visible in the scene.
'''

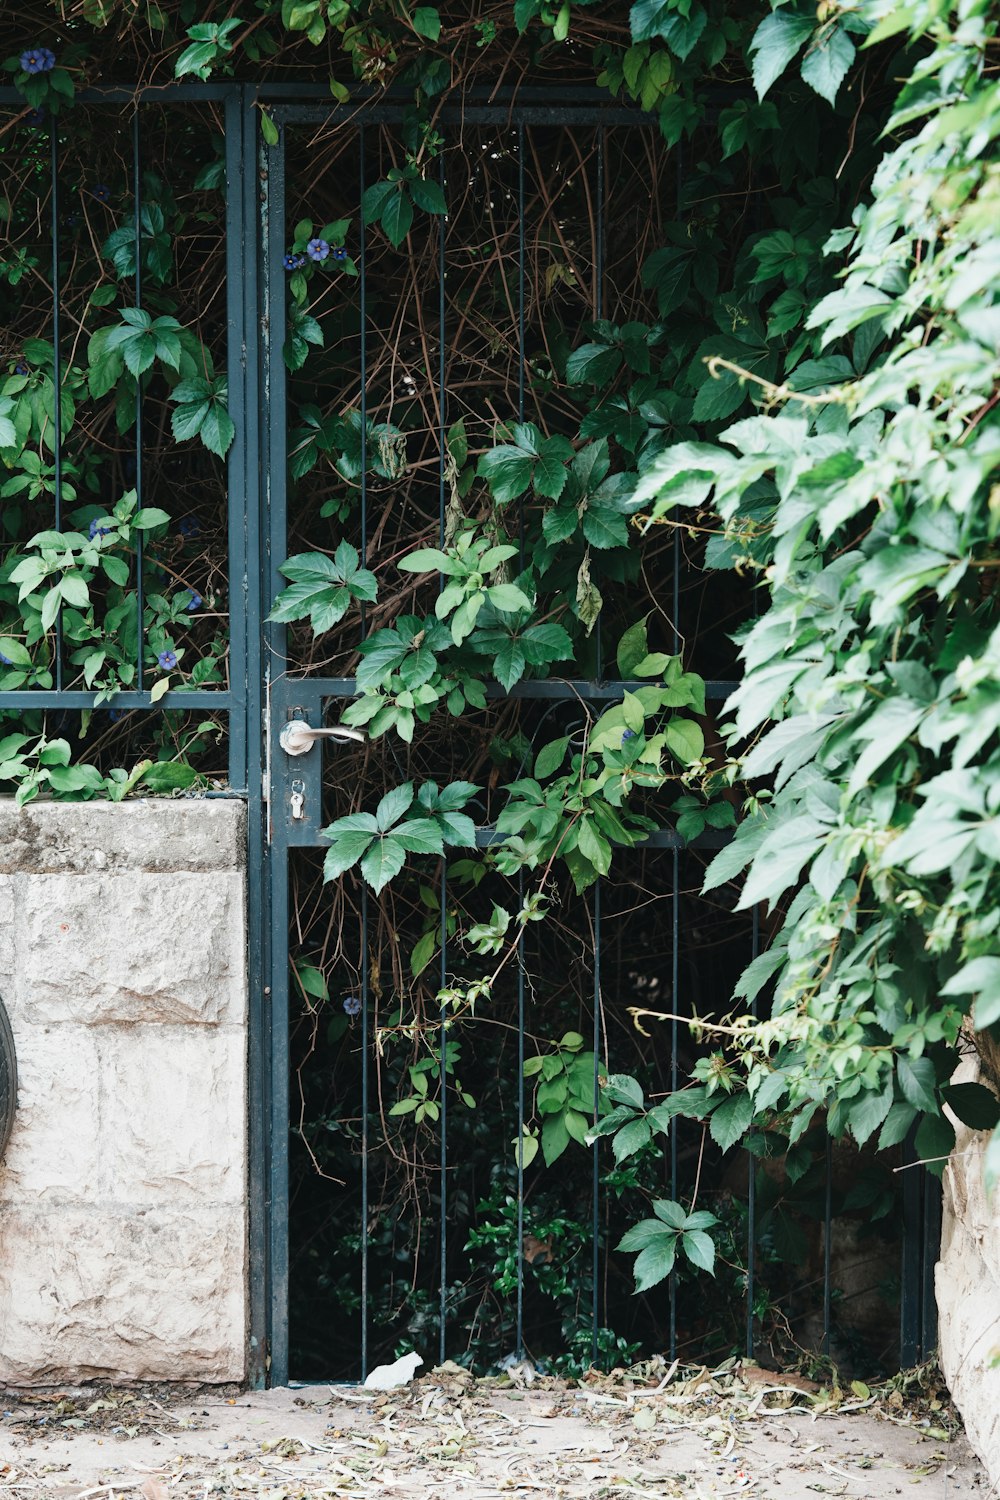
[0,994,17,1160]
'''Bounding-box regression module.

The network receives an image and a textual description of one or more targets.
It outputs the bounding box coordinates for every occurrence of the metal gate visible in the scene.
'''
[0,82,940,1388]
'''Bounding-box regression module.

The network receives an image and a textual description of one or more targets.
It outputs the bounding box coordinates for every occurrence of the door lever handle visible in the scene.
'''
[279,720,367,757]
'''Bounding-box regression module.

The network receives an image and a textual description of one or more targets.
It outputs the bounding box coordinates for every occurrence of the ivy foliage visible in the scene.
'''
[602,0,1000,1289]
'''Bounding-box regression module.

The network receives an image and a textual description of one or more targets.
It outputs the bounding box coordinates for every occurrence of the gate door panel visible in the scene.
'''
[258,97,935,1385]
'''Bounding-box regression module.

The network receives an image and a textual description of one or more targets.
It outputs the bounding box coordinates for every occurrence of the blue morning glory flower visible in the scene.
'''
[185,591,202,613]
[178,515,200,539]
[343,994,362,1016]
[0,652,12,667]
[306,238,330,262]
[92,184,111,203]
[88,518,112,540]
[283,253,306,271]
[331,246,348,262]
[14,361,29,376]
[157,650,177,670]
[621,728,637,744]
[21,47,56,74]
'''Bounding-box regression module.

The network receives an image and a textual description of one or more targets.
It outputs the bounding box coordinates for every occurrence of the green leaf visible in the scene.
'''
[914,1112,955,1178]
[611,1116,652,1161]
[681,1228,716,1275]
[897,1055,938,1115]
[631,1235,677,1292]
[376,782,415,829]
[380,190,414,248]
[200,401,236,457]
[942,957,1000,1029]
[260,110,279,146]
[360,836,408,893]
[534,736,570,779]
[800,25,855,105]
[709,1091,753,1152]
[878,1102,917,1150]
[409,175,447,214]
[616,618,650,678]
[749,9,814,99]
[487,583,531,614]
[412,6,441,40]
[941,1083,1000,1132]
[664,718,704,766]
[541,1111,571,1166]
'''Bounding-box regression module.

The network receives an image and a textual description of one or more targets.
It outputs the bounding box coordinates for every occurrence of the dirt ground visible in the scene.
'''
[0,1361,988,1499]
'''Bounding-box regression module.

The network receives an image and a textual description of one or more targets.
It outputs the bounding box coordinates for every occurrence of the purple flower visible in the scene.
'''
[92,184,111,204]
[14,361,29,376]
[331,246,348,262]
[306,238,330,262]
[21,47,56,75]
[184,590,202,613]
[343,994,362,1017]
[157,650,177,670]
[88,518,112,540]
[177,515,200,539]
[283,253,306,271]
[621,728,637,744]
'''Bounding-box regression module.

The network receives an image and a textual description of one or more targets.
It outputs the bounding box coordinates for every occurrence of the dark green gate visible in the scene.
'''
[0,82,941,1387]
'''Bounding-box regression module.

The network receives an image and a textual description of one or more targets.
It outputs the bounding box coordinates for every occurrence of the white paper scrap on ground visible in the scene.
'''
[362,1351,424,1389]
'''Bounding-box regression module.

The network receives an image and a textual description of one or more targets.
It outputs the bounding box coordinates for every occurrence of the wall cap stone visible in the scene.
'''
[0,799,246,874]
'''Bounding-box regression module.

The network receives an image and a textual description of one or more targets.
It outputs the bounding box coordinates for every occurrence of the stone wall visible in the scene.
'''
[0,800,248,1385]
[937,1047,1000,1487]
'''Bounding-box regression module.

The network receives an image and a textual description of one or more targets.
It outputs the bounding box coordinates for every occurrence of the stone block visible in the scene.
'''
[0,800,246,875]
[0,1204,246,1384]
[99,1027,246,1203]
[0,1024,100,1203]
[937,1050,1000,1488]
[17,871,245,1026]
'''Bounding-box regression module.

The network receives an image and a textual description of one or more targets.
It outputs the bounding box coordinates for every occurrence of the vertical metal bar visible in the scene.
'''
[517,125,525,426]
[822,1133,833,1357]
[516,872,525,1361]
[592,879,601,1364]
[49,120,63,689]
[517,123,526,567]
[437,145,449,1366]
[900,1129,921,1367]
[233,85,268,1386]
[746,903,759,1358]
[438,149,446,552]
[593,127,605,683]
[360,885,370,1381]
[132,109,145,692]
[269,837,290,1385]
[439,861,448,1366]
[264,107,290,1387]
[359,125,368,569]
[921,1171,941,1360]
[358,125,370,1383]
[669,846,679,1361]
[225,89,250,792]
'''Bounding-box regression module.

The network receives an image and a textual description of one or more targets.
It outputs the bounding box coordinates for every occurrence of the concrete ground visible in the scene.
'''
[0,1363,987,1499]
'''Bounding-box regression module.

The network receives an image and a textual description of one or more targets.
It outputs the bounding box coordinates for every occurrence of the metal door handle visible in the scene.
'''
[279,721,367,757]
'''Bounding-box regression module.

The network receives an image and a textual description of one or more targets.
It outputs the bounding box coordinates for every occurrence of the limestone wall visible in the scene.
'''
[0,800,248,1385]
[937,1047,1000,1487]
